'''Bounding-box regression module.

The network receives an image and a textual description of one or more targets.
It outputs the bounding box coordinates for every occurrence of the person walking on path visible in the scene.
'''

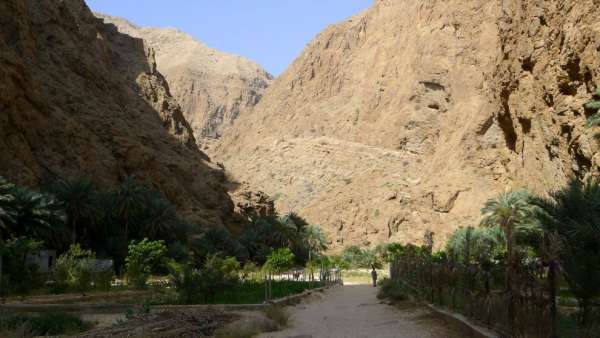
[371,265,378,287]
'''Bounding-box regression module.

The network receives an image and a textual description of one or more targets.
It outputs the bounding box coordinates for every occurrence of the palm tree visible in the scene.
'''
[0,176,16,230]
[281,212,308,233]
[48,178,99,244]
[481,190,540,266]
[303,225,328,263]
[0,176,16,296]
[138,192,177,240]
[480,189,540,334]
[534,178,600,326]
[111,177,148,239]
[9,187,67,249]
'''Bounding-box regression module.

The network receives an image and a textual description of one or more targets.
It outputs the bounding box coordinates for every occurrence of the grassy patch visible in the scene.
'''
[0,312,94,337]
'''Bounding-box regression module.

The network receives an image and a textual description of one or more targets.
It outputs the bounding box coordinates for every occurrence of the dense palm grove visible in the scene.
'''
[0,175,330,299]
[377,180,600,337]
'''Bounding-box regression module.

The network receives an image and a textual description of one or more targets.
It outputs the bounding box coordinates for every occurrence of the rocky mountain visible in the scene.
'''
[96,14,273,150]
[0,0,237,229]
[216,0,600,249]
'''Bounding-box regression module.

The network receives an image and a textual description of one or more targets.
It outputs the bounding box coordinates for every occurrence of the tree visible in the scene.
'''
[0,176,16,230]
[10,187,66,248]
[138,191,177,240]
[303,225,328,263]
[264,248,295,274]
[191,227,247,263]
[445,226,505,265]
[0,177,16,295]
[480,189,540,334]
[534,178,600,326]
[111,177,148,239]
[48,179,99,245]
[481,190,540,265]
[280,212,308,233]
[0,237,43,296]
[125,238,167,288]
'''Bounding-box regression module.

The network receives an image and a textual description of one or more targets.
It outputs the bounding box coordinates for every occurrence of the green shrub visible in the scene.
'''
[54,244,112,293]
[377,278,408,301]
[0,237,44,296]
[0,312,93,336]
[263,248,294,273]
[125,238,167,289]
[172,256,240,304]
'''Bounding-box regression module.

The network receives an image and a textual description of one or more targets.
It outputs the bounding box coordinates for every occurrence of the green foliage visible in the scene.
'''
[172,255,240,304]
[377,278,409,301]
[264,248,295,273]
[0,312,92,336]
[0,177,16,230]
[445,226,505,264]
[303,225,328,261]
[54,244,112,293]
[48,178,99,245]
[342,246,382,269]
[137,191,178,240]
[191,227,247,263]
[0,237,43,296]
[125,238,167,289]
[6,186,66,248]
[329,255,350,270]
[585,87,600,127]
[534,178,600,325]
[481,189,541,265]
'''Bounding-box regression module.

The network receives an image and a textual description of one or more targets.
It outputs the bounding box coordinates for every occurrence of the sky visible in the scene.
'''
[85,1,373,76]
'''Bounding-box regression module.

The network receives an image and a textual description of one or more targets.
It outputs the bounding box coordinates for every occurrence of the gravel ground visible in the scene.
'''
[258,284,466,338]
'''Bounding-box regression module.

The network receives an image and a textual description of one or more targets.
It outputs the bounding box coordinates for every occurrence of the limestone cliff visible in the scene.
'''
[96,14,273,150]
[216,0,600,249]
[0,0,237,229]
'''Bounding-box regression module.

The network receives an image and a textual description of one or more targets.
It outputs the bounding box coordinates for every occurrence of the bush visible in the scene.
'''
[172,255,240,304]
[263,248,294,274]
[54,244,112,293]
[377,278,408,302]
[0,312,92,336]
[342,245,382,269]
[125,239,167,289]
[0,237,44,296]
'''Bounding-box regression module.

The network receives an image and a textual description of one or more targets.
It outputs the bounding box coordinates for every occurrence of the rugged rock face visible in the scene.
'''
[216,0,600,249]
[0,0,237,229]
[96,14,273,150]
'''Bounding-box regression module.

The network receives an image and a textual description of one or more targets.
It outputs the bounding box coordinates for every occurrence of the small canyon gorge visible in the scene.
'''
[3,0,600,250]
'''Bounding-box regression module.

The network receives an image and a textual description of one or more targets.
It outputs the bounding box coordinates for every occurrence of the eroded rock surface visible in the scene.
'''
[97,14,273,150]
[0,0,236,229]
[216,0,600,249]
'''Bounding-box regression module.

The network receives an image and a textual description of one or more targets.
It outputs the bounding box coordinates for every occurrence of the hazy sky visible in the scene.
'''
[85,1,373,75]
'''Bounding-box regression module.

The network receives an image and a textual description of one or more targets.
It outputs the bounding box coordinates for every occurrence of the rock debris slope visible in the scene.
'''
[97,14,273,150]
[0,0,237,229]
[216,0,600,249]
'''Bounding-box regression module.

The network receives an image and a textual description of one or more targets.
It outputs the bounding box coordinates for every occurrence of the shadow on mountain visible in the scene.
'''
[0,0,237,230]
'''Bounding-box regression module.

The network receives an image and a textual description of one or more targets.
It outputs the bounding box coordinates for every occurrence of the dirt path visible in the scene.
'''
[259,284,465,338]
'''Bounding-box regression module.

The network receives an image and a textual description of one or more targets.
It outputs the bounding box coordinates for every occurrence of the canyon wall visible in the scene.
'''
[97,14,273,150]
[0,0,237,229]
[216,0,600,249]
